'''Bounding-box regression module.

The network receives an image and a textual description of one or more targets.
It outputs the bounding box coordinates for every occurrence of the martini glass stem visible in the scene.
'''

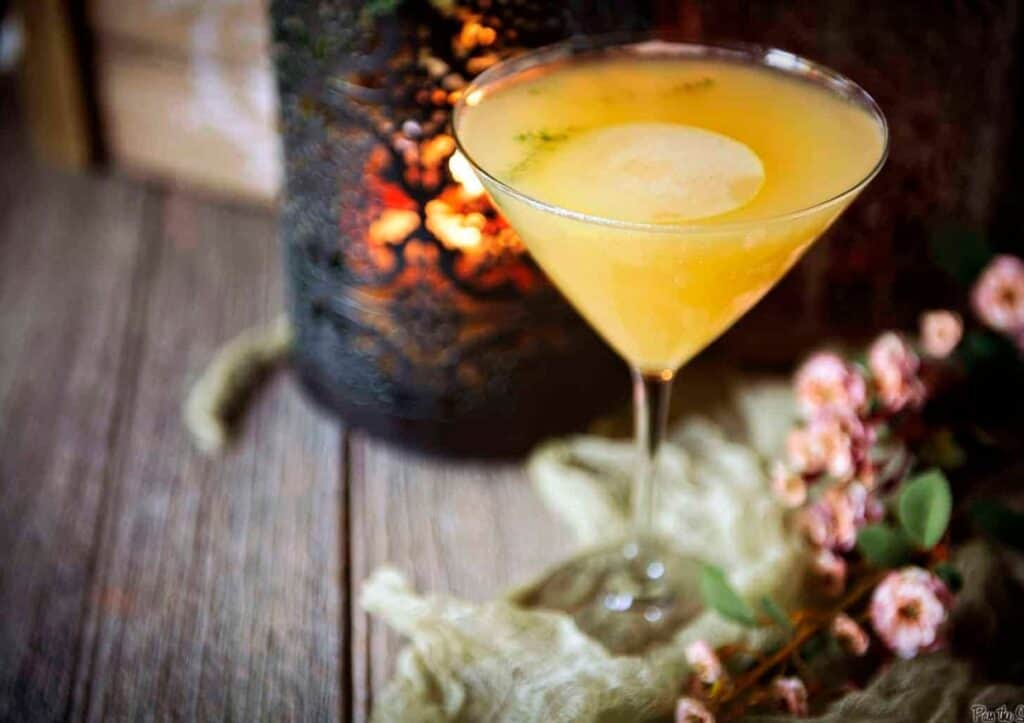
[631,368,674,538]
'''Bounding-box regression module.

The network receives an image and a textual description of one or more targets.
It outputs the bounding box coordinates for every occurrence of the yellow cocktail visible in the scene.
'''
[454,39,887,649]
[458,48,885,372]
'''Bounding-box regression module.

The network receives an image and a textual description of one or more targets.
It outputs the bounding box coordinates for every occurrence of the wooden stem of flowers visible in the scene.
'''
[716,569,887,715]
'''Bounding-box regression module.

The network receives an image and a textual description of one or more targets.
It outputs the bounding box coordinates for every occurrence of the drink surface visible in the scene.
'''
[456,50,886,372]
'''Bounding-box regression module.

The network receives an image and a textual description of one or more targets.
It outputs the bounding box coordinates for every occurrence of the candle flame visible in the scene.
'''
[368,209,421,245]
[448,150,485,198]
[425,198,485,249]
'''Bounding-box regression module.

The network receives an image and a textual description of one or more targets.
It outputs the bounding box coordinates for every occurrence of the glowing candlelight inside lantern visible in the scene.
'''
[449,151,485,198]
[275,0,624,455]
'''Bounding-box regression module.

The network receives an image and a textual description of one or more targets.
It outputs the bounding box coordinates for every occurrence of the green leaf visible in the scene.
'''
[970,499,1024,552]
[759,596,794,633]
[857,523,913,567]
[933,562,963,592]
[899,469,953,549]
[699,564,757,626]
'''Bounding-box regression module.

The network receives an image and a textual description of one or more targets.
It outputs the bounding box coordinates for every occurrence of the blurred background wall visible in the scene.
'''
[6,0,1024,366]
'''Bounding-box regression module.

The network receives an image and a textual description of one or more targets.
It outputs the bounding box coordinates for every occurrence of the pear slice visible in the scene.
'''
[527,122,765,223]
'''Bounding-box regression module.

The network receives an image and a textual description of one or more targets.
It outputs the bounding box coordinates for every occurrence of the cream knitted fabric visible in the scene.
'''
[362,375,807,722]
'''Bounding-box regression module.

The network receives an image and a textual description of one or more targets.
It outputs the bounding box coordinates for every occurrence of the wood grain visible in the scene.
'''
[0,85,573,720]
[67,192,344,721]
[347,432,575,722]
[0,92,345,720]
[0,98,148,721]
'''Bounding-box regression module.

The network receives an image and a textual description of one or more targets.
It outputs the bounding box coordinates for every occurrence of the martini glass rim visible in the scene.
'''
[452,34,889,235]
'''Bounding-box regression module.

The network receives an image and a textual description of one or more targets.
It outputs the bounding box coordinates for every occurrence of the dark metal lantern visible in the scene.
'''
[271,0,625,456]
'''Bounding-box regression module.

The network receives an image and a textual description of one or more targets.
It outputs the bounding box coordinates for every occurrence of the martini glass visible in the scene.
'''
[453,37,887,651]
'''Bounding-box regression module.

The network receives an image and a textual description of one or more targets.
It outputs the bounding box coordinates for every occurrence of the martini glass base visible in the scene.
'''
[534,537,703,655]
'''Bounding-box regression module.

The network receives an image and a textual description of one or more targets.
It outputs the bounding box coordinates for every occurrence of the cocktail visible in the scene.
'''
[453,38,887,649]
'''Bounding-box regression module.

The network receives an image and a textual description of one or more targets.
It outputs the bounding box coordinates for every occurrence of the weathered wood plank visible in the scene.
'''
[67,191,345,722]
[347,433,575,722]
[0,99,149,720]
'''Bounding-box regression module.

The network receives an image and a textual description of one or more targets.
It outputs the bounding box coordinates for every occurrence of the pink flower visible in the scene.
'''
[972,255,1024,333]
[799,483,882,553]
[844,481,885,528]
[855,462,879,491]
[868,333,926,413]
[824,487,859,552]
[798,502,833,548]
[919,310,963,359]
[772,676,808,716]
[799,495,855,552]
[684,640,725,686]
[811,548,847,596]
[829,482,884,551]
[787,414,871,481]
[870,567,953,659]
[831,613,870,656]
[771,462,807,508]
[675,696,716,723]
[794,352,868,418]
[798,495,856,553]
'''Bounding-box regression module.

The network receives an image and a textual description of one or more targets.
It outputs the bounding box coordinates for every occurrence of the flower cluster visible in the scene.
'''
[781,323,960,666]
[670,255,1024,720]
[972,255,1024,349]
[675,308,971,720]
[776,309,967,596]
[780,332,937,504]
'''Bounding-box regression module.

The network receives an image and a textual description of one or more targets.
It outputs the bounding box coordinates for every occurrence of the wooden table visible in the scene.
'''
[0,101,573,721]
